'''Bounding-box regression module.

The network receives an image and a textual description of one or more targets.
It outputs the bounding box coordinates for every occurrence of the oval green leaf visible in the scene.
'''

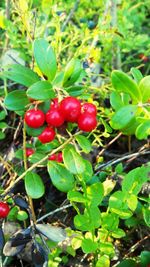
[25,172,45,199]
[75,135,92,153]
[111,70,141,102]
[111,105,138,130]
[139,75,150,103]
[2,64,40,87]
[27,81,55,101]
[47,161,75,192]
[63,145,85,174]
[33,39,57,81]
[4,90,29,111]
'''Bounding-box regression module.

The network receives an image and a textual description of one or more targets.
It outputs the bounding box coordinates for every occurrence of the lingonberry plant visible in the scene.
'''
[0,37,150,267]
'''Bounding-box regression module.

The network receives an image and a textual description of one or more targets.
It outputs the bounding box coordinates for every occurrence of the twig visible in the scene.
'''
[61,0,80,32]
[97,132,122,157]
[124,233,150,258]
[37,204,72,223]
[95,150,150,174]
[2,132,80,197]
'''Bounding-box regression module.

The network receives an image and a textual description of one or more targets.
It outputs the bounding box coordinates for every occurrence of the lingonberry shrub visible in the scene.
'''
[1,38,150,267]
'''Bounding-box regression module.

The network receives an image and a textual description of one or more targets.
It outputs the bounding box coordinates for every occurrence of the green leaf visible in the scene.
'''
[63,59,82,87]
[26,125,45,137]
[17,211,28,221]
[99,242,115,257]
[111,70,141,101]
[111,105,138,130]
[86,182,104,206]
[111,228,126,238]
[66,85,84,97]
[136,121,150,140]
[122,166,150,195]
[96,255,110,267]
[25,172,45,199]
[143,207,150,227]
[110,91,124,111]
[140,251,150,267]
[0,131,5,140]
[63,145,85,174]
[131,67,143,84]
[4,90,29,111]
[117,259,137,267]
[81,238,98,253]
[47,161,75,192]
[139,75,150,103]
[33,39,57,81]
[74,206,101,231]
[109,191,132,219]
[101,213,119,231]
[67,191,86,203]
[2,64,40,86]
[0,111,6,121]
[27,81,55,101]
[79,159,93,183]
[127,194,138,211]
[75,135,92,153]
[0,122,8,129]
[28,152,46,164]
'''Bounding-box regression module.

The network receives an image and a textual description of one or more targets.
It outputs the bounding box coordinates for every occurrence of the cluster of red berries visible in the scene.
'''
[26,147,63,163]
[0,202,10,218]
[24,96,97,144]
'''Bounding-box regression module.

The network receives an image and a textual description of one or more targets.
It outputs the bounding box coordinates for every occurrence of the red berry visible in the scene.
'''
[48,154,57,161]
[46,108,64,127]
[25,109,45,128]
[82,102,97,116]
[59,96,81,122]
[78,113,97,132]
[0,202,10,218]
[26,148,35,157]
[57,152,63,163]
[50,98,59,109]
[38,127,55,144]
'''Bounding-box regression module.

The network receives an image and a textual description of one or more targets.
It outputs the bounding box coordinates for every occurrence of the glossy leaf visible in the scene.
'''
[75,135,92,153]
[117,259,137,267]
[67,191,86,203]
[63,59,82,87]
[111,70,141,101]
[81,238,98,253]
[47,161,75,192]
[139,75,150,103]
[143,207,150,227]
[111,105,138,130]
[27,81,55,101]
[63,145,85,174]
[86,182,104,206]
[2,64,40,86]
[26,125,45,137]
[131,67,143,84]
[33,39,57,81]
[110,91,124,111]
[96,255,110,267]
[136,121,150,140]
[74,206,101,231]
[4,90,29,111]
[25,172,45,199]
[109,191,132,219]
[122,166,150,195]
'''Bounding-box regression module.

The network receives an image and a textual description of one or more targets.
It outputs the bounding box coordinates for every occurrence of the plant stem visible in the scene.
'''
[2,133,79,197]
[23,123,36,222]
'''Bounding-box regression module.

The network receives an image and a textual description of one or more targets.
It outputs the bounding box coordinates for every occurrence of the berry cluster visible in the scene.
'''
[24,96,97,144]
[48,152,63,162]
